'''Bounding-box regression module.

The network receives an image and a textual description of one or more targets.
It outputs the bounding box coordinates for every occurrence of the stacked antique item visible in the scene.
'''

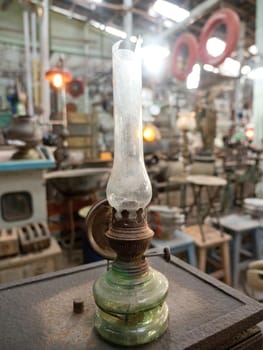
[244,198,263,218]
[5,114,43,160]
[148,205,185,240]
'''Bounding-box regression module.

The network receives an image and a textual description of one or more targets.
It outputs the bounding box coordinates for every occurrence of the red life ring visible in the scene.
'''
[171,33,199,81]
[199,8,240,66]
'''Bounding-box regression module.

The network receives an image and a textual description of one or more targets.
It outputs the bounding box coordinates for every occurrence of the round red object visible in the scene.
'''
[199,8,240,67]
[66,102,77,113]
[67,79,84,98]
[171,33,199,81]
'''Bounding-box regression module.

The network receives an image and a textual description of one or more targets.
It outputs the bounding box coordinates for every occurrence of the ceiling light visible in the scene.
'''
[50,5,87,21]
[142,45,170,60]
[90,21,136,41]
[142,45,170,76]
[52,74,64,89]
[105,26,127,39]
[186,64,200,89]
[203,64,213,72]
[90,19,105,30]
[219,57,240,77]
[241,65,251,75]
[248,45,258,55]
[150,0,189,23]
[203,64,219,74]
[149,104,161,116]
[248,67,263,80]
[148,8,157,17]
[206,37,226,57]
[130,36,137,43]
[71,13,87,21]
[163,19,173,28]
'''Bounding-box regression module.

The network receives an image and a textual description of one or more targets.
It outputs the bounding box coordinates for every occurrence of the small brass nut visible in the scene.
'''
[73,298,84,314]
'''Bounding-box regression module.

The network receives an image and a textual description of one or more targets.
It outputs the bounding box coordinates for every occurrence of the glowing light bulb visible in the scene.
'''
[106,40,152,213]
[245,125,254,141]
[143,124,160,142]
[52,73,63,88]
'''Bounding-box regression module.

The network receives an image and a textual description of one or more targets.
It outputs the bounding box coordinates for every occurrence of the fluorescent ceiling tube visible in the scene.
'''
[90,20,136,40]
[90,20,105,30]
[150,0,189,22]
[51,5,87,21]
[105,26,127,39]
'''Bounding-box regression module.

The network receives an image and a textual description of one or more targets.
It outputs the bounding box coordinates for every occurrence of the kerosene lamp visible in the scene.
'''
[86,39,169,346]
[45,59,72,168]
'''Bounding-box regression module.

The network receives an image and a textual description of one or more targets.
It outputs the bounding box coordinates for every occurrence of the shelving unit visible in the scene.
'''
[67,112,98,161]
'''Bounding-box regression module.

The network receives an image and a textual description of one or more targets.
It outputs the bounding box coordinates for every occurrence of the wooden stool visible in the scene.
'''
[151,230,197,267]
[183,225,232,285]
[214,214,262,288]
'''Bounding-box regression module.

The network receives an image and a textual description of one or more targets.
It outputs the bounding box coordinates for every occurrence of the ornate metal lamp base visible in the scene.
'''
[93,267,169,346]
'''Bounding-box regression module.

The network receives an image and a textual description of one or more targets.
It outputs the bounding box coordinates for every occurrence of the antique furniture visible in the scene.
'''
[67,112,98,162]
[0,237,62,284]
[154,160,187,206]
[0,147,54,234]
[1,257,263,349]
[148,204,185,239]
[151,229,197,266]
[183,175,232,285]
[186,175,226,231]
[221,142,259,207]
[214,214,262,288]
[166,173,189,209]
[45,168,110,197]
[0,227,19,258]
[183,225,231,284]
[45,167,110,250]
[247,259,263,294]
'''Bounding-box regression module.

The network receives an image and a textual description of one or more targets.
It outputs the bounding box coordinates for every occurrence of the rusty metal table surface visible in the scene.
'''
[0,256,263,350]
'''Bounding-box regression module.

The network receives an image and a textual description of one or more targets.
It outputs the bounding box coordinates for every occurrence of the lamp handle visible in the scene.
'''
[85,199,116,260]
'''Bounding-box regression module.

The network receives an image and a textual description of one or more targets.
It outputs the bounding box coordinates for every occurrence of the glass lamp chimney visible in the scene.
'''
[106,40,152,213]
